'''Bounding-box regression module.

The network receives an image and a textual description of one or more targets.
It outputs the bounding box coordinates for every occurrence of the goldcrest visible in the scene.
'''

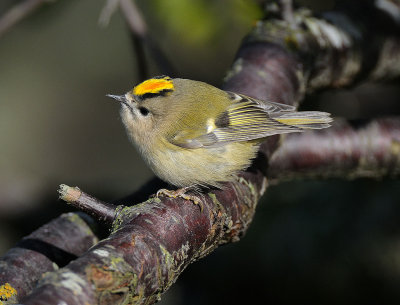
[108,76,332,189]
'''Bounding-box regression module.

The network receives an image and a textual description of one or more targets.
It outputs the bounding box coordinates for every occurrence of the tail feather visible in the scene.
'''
[274,111,333,129]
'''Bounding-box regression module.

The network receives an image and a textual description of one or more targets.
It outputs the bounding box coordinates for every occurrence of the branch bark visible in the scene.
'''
[0,213,99,301]
[59,185,116,226]
[269,118,400,182]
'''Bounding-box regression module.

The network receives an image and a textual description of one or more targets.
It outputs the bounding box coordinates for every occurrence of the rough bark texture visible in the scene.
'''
[1,2,400,304]
[269,118,400,181]
[23,171,263,305]
[0,213,98,301]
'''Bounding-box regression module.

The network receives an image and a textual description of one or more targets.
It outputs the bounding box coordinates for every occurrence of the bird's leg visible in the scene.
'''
[156,186,203,211]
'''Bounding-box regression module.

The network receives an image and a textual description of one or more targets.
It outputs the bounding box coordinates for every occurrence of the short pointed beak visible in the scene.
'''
[106,94,126,103]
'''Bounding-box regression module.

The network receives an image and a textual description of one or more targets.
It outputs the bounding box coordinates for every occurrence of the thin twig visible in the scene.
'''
[119,0,147,37]
[98,0,121,27]
[58,184,116,225]
[118,0,176,76]
[100,0,176,77]
[0,0,49,38]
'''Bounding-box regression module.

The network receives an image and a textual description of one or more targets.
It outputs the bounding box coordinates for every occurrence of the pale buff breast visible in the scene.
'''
[142,139,260,188]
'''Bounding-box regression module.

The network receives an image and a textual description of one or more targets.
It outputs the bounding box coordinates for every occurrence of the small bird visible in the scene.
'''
[108,76,332,201]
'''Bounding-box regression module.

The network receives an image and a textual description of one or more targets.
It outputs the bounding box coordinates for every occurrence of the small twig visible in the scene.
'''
[0,0,50,38]
[98,0,121,27]
[58,184,117,225]
[100,0,176,77]
[100,0,150,79]
[118,0,176,76]
[119,0,147,38]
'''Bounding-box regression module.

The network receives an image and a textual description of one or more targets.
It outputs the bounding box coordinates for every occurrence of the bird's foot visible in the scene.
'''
[156,187,203,212]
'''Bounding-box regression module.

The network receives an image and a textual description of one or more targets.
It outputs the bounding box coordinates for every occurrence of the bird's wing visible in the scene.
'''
[168,92,301,148]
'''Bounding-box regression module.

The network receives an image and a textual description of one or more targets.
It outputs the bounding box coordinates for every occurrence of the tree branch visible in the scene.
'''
[269,118,400,182]
[58,185,116,226]
[0,213,99,301]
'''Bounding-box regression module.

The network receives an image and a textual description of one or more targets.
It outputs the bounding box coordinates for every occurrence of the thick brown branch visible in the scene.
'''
[23,172,264,305]
[268,118,400,182]
[244,4,400,93]
[0,213,99,301]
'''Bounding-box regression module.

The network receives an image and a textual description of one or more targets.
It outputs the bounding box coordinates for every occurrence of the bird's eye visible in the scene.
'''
[139,107,150,116]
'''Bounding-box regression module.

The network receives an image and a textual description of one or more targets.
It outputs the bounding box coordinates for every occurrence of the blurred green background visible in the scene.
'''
[1,0,400,304]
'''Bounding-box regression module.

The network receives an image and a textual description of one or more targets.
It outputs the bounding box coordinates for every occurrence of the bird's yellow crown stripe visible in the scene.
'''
[133,77,174,96]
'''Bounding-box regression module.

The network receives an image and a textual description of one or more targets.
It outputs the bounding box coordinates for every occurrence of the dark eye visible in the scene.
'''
[139,107,150,116]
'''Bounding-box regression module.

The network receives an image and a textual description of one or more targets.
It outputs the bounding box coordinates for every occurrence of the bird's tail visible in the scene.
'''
[274,111,333,129]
